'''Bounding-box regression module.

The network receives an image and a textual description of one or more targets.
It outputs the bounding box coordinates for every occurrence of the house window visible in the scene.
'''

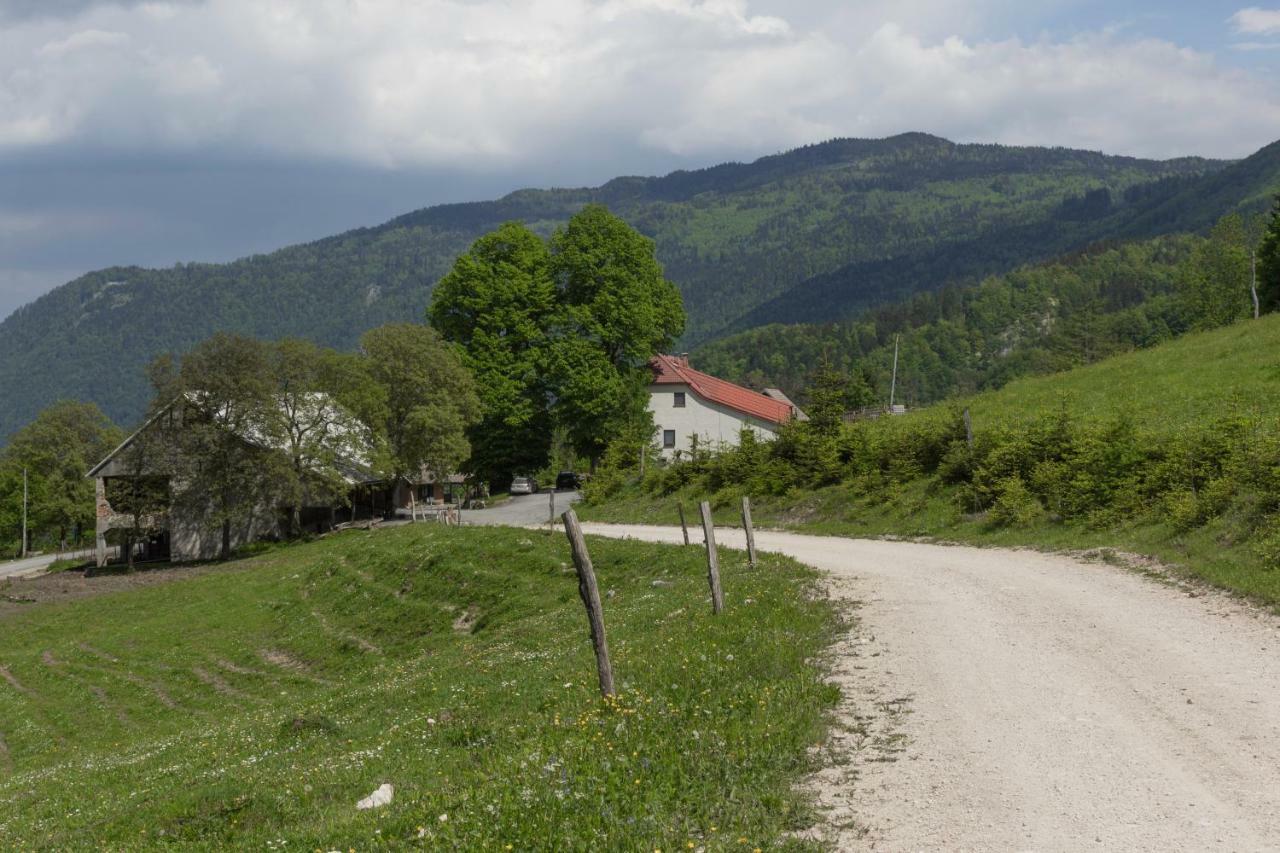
[673,391,686,408]
[663,430,676,448]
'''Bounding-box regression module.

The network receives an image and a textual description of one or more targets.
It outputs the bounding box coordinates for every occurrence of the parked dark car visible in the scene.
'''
[555,471,581,491]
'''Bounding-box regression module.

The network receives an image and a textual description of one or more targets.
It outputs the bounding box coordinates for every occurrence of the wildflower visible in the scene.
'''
[438,813,448,822]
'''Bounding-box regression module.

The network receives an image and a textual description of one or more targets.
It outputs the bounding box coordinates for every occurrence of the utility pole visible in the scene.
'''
[888,335,900,411]
[21,467,28,559]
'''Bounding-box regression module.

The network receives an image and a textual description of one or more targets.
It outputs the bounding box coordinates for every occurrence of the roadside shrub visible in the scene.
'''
[1251,517,1280,570]
[986,475,1044,528]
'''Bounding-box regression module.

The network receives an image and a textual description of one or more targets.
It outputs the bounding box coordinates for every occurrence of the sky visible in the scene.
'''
[2,1,1280,320]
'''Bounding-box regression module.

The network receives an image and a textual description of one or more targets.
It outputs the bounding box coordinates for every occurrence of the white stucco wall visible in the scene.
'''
[648,383,780,459]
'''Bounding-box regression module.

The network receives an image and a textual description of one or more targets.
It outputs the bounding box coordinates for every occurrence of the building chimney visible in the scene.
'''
[678,352,689,367]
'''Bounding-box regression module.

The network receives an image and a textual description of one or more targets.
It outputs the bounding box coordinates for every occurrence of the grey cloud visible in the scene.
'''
[0,0,203,22]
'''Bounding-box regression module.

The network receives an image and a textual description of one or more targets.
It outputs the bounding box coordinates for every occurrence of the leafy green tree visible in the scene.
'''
[428,223,557,487]
[360,324,481,513]
[166,333,287,561]
[548,204,685,465]
[0,401,122,555]
[1179,214,1252,329]
[270,339,377,536]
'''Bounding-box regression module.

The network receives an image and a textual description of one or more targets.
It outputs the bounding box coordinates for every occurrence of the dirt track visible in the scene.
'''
[581,523,1280,851]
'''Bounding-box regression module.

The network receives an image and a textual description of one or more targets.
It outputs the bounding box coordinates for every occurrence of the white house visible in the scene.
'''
[647,354,805,459]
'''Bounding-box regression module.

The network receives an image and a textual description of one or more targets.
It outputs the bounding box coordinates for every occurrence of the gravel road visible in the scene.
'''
[464,491,579,527]
[581,523,1280,851]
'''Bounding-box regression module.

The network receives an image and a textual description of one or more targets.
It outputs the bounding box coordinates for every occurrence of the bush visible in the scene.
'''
[1251,517,1280,571]
[986,475,1044,528]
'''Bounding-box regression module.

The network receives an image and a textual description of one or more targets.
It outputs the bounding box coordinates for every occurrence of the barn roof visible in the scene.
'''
[648,354,798,425]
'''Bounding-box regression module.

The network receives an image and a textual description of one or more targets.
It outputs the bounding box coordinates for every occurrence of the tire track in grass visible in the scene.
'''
[39,651,134,726]
[0,663,66,747]
[49,648,180,710]
[257,648,333,685]
[217,656,332,687]
[0,665,35,698]
[87,686,131,726]
[191,667,252,701]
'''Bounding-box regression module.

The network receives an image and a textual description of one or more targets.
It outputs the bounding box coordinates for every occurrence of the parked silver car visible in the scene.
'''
[510,476,538,495]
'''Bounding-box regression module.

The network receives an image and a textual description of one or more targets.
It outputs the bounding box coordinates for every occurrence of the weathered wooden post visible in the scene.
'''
[549,489,556,528]
[741,496,757,568]
[698,501,725,614]
[677,501,690,545]
[561,508,616,697]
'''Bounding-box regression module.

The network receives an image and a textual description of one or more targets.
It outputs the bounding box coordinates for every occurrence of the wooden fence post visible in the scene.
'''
[677,501,690,545]
[741,496,757,568]
[561,509,616,697]
[699,501,725,614]
[549,489,556,528]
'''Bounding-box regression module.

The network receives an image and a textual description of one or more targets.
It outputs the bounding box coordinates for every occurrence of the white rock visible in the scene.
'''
[356,783,394,810]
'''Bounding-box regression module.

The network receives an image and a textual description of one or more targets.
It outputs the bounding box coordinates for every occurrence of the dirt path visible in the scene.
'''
[581,523,1280,851]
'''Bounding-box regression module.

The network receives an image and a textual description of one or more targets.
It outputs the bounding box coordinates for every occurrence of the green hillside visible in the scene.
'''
[955,313,1280,429]
[0,132,1241,440]
[0,524,835,848]
[583,316,1280,606]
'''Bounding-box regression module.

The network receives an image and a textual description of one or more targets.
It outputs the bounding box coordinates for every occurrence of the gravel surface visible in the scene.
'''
[464,491,579,527]
[581,523,1280,851]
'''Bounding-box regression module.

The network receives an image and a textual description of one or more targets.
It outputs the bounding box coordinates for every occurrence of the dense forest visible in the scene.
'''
[695,235,1203,405]
[9,131,1276,440]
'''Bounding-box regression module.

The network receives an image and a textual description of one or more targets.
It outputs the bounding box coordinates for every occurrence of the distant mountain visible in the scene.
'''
[4,132,1273,439]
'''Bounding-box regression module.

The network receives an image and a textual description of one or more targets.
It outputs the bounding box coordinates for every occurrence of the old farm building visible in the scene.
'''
[88,395,462,567]
[647,354,805,458]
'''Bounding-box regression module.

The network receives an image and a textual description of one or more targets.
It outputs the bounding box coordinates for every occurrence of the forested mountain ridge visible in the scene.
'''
[726,139,1280,331]
[0,132,1259,439]
[695,235,1201,405]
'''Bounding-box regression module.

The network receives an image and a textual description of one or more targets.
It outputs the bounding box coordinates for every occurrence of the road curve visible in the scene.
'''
[581,522,1280,851]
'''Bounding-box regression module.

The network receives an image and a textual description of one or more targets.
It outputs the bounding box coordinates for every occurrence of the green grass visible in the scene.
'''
[921,313,1280,432]
[0,525,838,849]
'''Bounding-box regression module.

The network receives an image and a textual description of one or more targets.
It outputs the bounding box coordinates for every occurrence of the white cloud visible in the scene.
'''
[37,28,130,57]
[1229,6,1280,35]
[0,0,1277,168]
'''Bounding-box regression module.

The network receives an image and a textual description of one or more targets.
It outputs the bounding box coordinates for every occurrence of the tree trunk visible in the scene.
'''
[221,519,231,561]
[291,504,302,539]
[125,535,134,572]
[408,483,417,523]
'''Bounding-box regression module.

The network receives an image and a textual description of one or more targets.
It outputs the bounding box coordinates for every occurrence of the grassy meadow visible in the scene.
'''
[582,316,1280,609]
[0,524,838,849]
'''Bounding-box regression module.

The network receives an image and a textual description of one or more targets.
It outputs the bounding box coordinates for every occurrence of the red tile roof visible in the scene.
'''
[649,354,796,425]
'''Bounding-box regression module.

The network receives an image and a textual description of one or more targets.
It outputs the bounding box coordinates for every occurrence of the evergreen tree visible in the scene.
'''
[1258,196,1280,314]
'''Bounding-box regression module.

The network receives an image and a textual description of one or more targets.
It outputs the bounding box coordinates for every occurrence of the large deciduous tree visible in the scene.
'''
[0,401,123,555]
[547,205,684,466]
[270,338,377,536]
[360,324,481,512]
[428,223,557,488]
[430,205,686,476]
[1179,214,1253,330]
[166,333,287,560]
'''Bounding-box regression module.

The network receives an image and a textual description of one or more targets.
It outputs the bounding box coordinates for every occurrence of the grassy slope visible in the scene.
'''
[0,525,837,850]
[582,317,1280,607]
